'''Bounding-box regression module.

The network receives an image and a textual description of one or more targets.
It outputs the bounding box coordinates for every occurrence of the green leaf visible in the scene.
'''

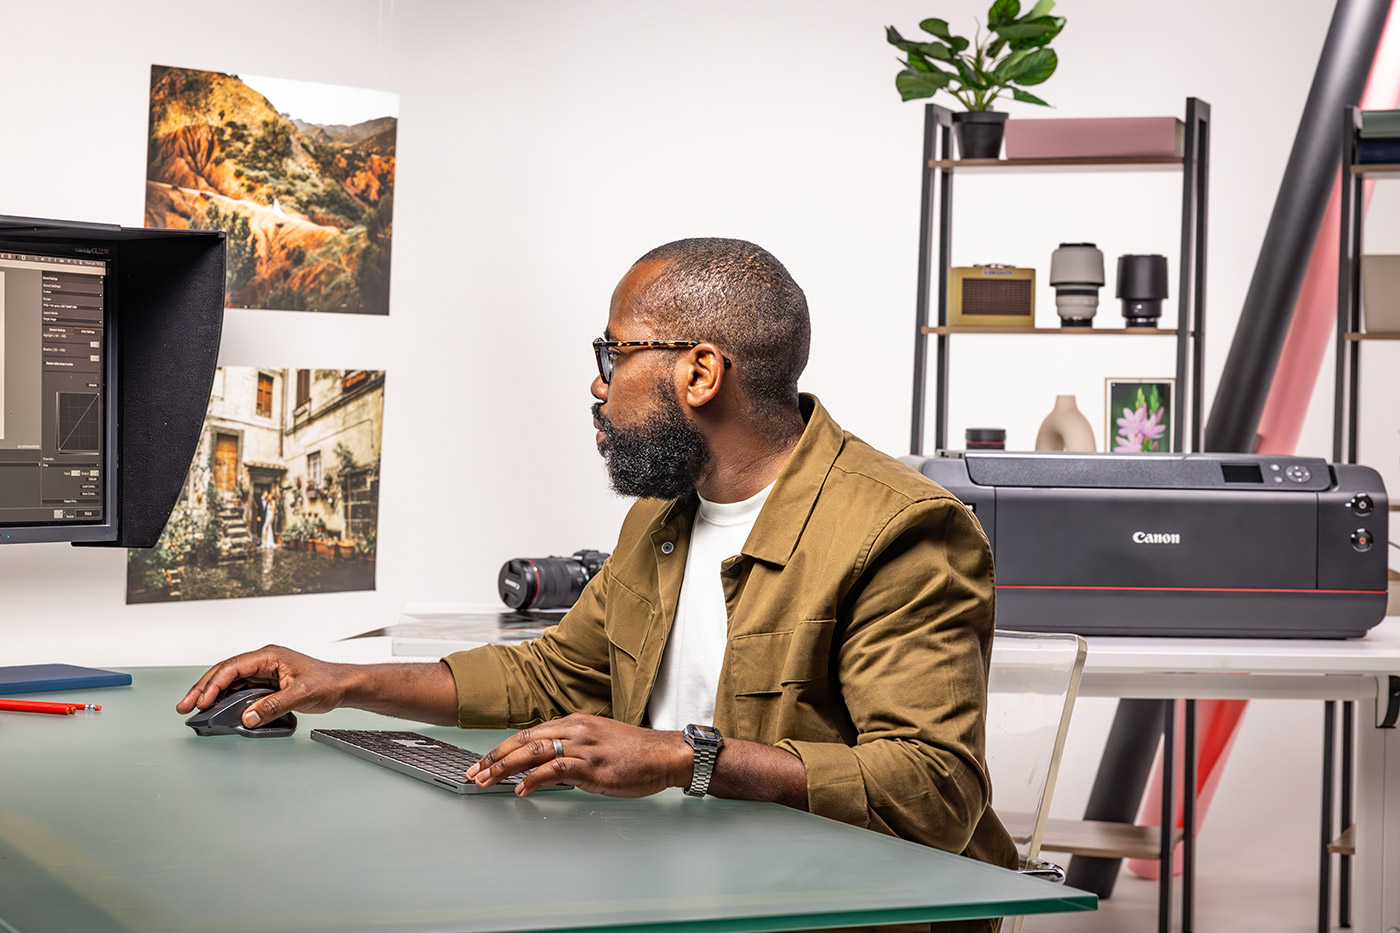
[995,47,1033,80]
[895,69,953,101]
[1009,15,1065,50]
[949,35,971,52]
[886,25,914,51]
[916,41,955,62]
[953,58,989,90]
[1011,87,1051,106]
[1010,47,1057,85]
[919,18,954,40]
[905,53,934,73]
[988,0,1020,27]
[1022,0,1056,21]
[993,21,1054,39]
[987,37,1007,58]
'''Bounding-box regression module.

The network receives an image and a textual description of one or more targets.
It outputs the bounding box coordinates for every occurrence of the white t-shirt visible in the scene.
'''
[645,482,773,732]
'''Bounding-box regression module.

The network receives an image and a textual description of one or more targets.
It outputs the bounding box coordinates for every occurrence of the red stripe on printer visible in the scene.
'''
[996,584,1387,595]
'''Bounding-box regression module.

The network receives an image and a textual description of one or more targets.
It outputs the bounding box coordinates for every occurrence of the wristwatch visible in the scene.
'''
[682,723,724,797]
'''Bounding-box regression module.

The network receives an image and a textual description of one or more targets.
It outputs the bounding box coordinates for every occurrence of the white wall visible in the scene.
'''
[0,2,1388,927]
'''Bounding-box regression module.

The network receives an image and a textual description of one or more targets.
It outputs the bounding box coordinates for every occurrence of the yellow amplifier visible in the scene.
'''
[948,264,1035,327]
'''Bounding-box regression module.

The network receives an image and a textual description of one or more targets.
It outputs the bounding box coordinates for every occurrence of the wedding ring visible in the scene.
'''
[552,738,565,759]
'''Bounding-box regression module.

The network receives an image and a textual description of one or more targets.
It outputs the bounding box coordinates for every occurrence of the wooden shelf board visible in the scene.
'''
[1328,824,1356,856]
[1039,818,1183,861]
[922,325,1188,336]
[931,155,1184,173]
[1344,331,1400,340]
[1351,163,1400,178]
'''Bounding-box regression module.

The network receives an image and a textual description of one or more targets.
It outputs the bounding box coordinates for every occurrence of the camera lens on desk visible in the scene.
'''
[498,549,609,610]
[1049,243,1105,327]
[1116,254,1169,327]
[965,428,1006,450]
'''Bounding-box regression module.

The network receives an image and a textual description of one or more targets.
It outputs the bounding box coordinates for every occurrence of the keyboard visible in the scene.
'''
[310,729,573,795]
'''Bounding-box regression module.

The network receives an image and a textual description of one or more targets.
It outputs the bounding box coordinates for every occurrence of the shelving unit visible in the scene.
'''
[1328,105,1400,933]
[909,98,1211,454]
[1336,108,1400,462]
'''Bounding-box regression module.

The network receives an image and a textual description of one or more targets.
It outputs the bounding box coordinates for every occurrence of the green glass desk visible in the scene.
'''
[0,667,1094,932]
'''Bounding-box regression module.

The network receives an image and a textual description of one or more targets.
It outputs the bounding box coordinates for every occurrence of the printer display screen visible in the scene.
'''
[1221,463,1263,484]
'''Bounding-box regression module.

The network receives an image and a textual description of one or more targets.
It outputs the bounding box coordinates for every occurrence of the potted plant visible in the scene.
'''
[887,0,1065,159]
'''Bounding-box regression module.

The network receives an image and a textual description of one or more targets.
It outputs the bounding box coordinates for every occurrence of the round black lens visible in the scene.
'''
[498,550,610,610]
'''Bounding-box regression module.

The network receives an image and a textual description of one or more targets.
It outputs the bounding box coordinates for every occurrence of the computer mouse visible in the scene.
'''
[184,686,297,738]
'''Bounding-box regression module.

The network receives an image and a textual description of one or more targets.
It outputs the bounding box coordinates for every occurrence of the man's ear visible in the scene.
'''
[680,343,726,409]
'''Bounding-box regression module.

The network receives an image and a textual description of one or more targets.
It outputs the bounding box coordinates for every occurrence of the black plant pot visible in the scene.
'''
[952,110,1008,159]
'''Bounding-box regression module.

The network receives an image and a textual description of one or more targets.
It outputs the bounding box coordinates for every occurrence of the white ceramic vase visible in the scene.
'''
[1035,395,1096,452]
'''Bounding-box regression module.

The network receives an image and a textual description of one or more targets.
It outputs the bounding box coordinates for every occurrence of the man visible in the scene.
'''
[178,238,1015,932]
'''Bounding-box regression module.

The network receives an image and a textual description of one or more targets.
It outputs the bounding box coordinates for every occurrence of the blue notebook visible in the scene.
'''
[0,664,132,695]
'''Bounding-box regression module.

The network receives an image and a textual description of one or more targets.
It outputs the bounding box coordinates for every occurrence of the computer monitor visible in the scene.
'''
[0,242,117,543]
[0,217,226,548]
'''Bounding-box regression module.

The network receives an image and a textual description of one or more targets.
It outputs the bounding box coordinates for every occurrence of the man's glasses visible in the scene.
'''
[592,337,731,384]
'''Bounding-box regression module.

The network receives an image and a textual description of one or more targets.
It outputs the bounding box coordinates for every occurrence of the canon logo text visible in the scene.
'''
[1132,531,1181,544]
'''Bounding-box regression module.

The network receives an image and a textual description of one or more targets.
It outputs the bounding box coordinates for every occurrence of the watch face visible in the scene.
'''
[686,723,721,743]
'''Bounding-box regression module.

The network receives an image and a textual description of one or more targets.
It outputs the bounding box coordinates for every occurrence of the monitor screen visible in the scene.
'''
[0,244,116,542]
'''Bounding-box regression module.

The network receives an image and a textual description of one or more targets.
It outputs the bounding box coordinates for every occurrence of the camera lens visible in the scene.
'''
[965,427,1006,450]
[498,549,609,610]
[1116,254,1169,327]
[1049,243,1105,327]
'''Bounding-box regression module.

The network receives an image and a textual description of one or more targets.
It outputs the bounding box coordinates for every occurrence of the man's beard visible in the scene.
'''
[593,391,710,500]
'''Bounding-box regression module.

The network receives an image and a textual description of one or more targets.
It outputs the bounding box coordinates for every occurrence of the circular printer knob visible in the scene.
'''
[1350,494,1375,515]
[1351,529,1374,552]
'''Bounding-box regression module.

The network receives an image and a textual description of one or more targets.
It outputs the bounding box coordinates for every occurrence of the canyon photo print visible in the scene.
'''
[145,65,397,314]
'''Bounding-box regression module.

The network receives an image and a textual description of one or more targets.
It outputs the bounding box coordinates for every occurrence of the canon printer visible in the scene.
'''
[903,452,1390,638]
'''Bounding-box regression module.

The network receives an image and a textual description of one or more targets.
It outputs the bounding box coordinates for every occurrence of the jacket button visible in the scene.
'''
[660,541,674,554]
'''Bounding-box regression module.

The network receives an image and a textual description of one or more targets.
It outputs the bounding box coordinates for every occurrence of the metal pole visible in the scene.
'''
[1175,101,1198,453]
[1341,699,1354,928]
[1183,699,1196,933]
[1191,103,1211,454]
[1321,700,1336,933]
[1347,153,1364,464]
[1158,700,1175,933]
[910,103,937,455]
[934,114,953,452]
[1335,107,1356,463]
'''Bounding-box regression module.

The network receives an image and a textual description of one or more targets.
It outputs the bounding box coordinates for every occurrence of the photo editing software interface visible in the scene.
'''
[0,249,107,527]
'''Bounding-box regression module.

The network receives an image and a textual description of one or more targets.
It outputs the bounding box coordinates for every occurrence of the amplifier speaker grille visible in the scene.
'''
[962,279,1032,316]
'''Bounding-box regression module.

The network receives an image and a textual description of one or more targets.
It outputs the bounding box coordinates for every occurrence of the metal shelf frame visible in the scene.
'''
[909,98,1212,454]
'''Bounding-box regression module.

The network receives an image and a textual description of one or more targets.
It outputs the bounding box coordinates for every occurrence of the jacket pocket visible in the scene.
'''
[603,581,653,722]
[726,620,837,742]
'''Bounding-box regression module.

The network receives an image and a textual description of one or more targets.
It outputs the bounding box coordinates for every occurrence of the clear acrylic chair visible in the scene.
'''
[985,630,1088,933]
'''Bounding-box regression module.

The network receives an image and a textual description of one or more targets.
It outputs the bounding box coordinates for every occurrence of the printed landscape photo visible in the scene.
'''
[144,65,397,314]
[127,367,385,604]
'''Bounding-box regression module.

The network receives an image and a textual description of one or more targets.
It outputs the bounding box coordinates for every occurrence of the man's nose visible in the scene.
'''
[591,375,608,402]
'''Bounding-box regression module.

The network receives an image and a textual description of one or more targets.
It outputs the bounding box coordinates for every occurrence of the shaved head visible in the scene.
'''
[633,238,810,425]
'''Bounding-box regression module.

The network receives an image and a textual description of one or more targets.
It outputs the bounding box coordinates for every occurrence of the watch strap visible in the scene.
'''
[684,726,722,797]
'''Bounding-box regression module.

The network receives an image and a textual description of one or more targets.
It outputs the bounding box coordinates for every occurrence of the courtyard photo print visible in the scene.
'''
[126,368,385,603]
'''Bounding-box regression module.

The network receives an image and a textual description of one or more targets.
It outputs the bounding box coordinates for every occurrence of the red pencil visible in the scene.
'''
[0,698,86,715]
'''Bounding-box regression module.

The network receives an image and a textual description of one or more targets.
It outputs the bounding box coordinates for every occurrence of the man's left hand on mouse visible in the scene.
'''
[466,714,691,798]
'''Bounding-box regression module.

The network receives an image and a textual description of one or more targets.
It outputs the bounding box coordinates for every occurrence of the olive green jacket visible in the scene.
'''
[444,395,1016,930]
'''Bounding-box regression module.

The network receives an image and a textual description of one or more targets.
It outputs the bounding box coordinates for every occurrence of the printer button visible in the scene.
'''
[1351,529,1374,552]
[1285,464,1312,483]
[1350,494,1375,515]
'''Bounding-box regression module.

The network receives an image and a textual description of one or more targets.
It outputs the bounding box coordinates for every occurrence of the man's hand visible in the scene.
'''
[175,645,353,728]
[465,714,693,798]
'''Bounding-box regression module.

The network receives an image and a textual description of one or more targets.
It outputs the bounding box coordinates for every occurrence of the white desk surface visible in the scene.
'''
[1079,616,1400,675]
